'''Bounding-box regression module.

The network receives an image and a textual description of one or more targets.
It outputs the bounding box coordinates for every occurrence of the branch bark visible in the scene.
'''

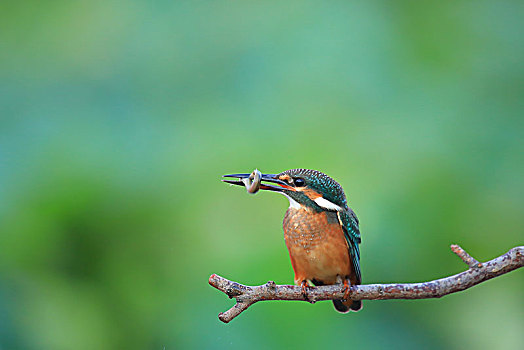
[209,245,524,323]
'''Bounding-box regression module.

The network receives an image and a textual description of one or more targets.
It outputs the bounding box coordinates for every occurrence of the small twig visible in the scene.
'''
[209,245,524,323]
[451,244,481,268]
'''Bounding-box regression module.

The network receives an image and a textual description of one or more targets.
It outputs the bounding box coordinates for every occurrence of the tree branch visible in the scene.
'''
[209,245,524,323]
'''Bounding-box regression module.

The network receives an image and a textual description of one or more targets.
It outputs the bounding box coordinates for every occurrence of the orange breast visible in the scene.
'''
[283,208,352,285]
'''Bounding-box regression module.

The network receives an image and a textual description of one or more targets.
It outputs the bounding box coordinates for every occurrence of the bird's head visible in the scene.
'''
[223,168,347,212]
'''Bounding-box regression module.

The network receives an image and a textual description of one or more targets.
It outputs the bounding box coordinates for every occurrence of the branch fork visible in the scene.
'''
[209,245,524,323]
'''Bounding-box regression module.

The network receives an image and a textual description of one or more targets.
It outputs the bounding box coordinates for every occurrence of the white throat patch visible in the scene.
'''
[314,197,343,211]
[283,193,302,209]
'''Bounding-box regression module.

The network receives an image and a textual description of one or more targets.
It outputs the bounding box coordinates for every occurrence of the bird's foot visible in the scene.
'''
[300,281,314,303]
[343,278,351,301]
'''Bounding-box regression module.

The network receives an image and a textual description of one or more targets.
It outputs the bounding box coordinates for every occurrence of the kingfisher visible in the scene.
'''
[222,169,362,313]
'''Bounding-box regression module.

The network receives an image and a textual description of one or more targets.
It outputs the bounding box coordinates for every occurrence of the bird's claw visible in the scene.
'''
[343,278,351,301]
[301,281,314,303]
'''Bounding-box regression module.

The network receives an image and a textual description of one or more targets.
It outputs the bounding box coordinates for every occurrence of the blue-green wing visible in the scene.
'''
[338,208,362,284]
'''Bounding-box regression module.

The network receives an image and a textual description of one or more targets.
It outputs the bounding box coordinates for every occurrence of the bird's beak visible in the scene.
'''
[222,172,293,192]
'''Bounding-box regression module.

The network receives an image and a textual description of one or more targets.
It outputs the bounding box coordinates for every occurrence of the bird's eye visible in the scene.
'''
[294,178,305,187]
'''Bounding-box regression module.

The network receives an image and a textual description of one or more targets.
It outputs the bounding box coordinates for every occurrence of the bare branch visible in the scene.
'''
[209,245,524,323]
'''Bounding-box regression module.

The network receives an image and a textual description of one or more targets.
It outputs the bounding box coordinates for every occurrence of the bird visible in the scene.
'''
[222,168,362,313]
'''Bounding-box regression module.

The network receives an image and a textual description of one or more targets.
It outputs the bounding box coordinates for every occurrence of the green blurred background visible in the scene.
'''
[1,1,523,349]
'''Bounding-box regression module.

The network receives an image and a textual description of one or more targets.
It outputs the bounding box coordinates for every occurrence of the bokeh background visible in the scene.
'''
[1,1,523,349]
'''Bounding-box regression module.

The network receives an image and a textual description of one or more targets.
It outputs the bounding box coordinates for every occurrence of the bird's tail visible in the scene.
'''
[333,299,362,313]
